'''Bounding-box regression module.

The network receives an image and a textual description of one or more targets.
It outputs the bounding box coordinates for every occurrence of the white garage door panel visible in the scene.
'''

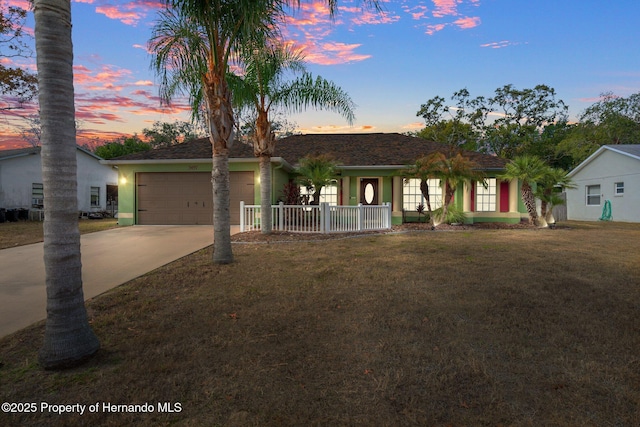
[137,172,254,225]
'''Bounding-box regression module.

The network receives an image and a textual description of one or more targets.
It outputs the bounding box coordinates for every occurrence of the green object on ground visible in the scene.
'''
[599,200,612,221]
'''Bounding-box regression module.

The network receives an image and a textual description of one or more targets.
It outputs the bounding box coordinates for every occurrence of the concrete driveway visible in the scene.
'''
[0,225,237,338]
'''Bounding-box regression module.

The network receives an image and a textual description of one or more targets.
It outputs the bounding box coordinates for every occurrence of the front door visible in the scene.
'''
[360,178,379,205]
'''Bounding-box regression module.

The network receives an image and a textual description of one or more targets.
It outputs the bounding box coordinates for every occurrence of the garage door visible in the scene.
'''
[137,172,254,225]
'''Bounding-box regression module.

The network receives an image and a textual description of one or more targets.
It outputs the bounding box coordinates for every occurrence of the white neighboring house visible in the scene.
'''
[0,146,118,217]
[565,145,640,222]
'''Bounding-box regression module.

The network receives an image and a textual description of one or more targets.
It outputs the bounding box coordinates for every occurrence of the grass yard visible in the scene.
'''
[1,222,639,426]
[0,218,119,249]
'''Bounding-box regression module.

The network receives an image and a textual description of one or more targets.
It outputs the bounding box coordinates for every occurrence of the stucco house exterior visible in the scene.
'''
[0,146,118,217]
[105,133,528,226]
[565,144,640,222]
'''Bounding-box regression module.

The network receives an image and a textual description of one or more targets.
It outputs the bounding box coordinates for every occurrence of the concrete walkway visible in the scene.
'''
[0,225,239,338]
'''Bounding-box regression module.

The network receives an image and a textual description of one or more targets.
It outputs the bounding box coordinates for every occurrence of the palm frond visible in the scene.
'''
[276,72,356,125]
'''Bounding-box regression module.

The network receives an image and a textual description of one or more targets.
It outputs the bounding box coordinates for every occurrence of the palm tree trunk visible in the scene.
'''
[521,181,539,226]
[35,0,99,369]
[259,155,272,234]
[419,179,434,227]
[206,77,234,264]
[255,111,273,235]
[539,199,549,228]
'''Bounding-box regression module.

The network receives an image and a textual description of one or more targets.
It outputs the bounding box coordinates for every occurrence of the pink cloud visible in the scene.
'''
[134,80,154,87]
[426,23,447,35]
[480,40,523,49]
[95,5,145,26]
[350,10,400,25]
[454,16,480,29]
[6,0,31,9]
[432,0,460,18]
[401,4,430,20]
[93,0,163,26]
[293,40,372,65]
[73,64,133,91]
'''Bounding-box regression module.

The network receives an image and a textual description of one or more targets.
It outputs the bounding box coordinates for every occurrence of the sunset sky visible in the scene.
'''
[2,0,640,149]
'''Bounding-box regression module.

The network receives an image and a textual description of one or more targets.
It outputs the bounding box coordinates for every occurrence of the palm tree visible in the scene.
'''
[403,153,446,227]
[429,152,485,222]
[149,1,282,264]
[535,166,575,227]
[296,154,339,205]
[34,0,100,368]
[229,43,355,234]
[501,155,548,226]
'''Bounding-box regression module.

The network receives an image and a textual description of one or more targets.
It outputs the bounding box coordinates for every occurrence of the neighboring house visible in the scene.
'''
[105,133,528,226]
[565,144,640,222]
[0,146,119,216]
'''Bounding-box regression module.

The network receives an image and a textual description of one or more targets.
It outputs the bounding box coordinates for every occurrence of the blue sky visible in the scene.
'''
[2,0,639,148]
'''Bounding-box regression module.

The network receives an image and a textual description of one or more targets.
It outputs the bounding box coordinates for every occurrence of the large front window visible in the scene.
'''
[403,178,442,211]
[300,184,338,205]
[476,178,496,212]
[586,185,601,206]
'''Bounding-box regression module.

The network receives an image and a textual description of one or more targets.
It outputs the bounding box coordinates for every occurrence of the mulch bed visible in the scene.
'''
[231,221,540,243]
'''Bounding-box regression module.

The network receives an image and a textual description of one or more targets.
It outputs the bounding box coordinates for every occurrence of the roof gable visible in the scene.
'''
[108,133,506,170]
[0,146,105,162]
[568,144,640,177]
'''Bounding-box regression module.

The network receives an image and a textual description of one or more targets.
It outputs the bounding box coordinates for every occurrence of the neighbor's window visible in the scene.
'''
[475,178,497,212]
[586,185,601,206]
[615,182,624,196]
[403,178,442,211]
[90,186,100,207]
[32,183,44,208]
[300,183,338,205]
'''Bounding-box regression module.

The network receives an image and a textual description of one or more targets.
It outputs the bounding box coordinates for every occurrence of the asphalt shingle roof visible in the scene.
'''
[606,144,640,159]
[111,133,507,170]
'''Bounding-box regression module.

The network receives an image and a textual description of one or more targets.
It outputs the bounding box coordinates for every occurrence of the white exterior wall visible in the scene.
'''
[566,149,640,222]
[0,149,117,212]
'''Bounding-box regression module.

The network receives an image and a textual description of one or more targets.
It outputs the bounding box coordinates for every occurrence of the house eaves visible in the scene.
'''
[1,145,103,161]
[102,156,295,171]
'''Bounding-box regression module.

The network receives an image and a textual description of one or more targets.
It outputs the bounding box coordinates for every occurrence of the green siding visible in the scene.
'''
[116,161,260,225]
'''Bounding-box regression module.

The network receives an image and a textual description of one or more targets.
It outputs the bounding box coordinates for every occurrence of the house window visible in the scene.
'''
[615,182,624,196]
[475,178,497,212]
[586,185,601,206]
[403,178,442,211]
[32,183,44,208]
[300,184,338,205]
[90,186,100,207]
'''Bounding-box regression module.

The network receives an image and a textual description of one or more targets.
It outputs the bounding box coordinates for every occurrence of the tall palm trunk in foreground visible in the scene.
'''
[34,0,99,369]
[203,74,234,263]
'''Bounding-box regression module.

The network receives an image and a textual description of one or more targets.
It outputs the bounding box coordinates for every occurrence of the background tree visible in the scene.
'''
[142,120,203,147]
[416,85,569,161]
[1,1,37,110]
[94,135,151,159]
[295,154,339,206]
[415,89,484,153]
[34,0,100,369]
[149,1,282,264]
[556,92,640,168]
[480,84,568,159]
[229,43,355,234]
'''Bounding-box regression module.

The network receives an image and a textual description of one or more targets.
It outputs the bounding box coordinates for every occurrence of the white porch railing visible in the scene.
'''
[240,202,392,233]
